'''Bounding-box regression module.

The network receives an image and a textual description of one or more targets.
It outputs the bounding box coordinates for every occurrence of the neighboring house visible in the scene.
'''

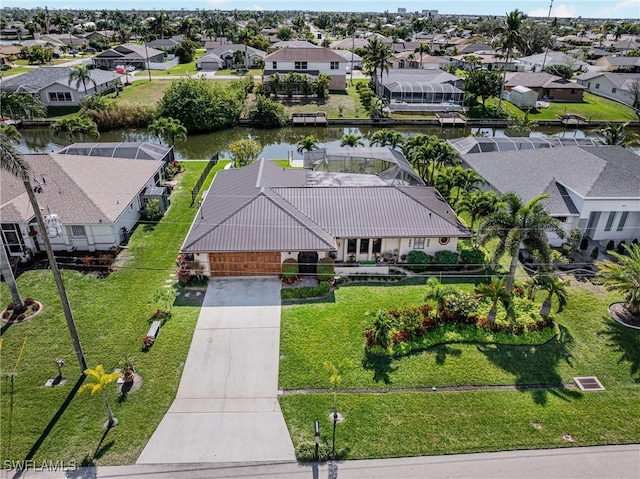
[92,43,164,70]
[41,33,86,49]
[517,51,589,73]
[448,136,600,156]
[80,30,115,43]
[330,37,371,50]
[458,43,493,54]
[181,159,470,276]
[451,53,521,72]
[332,49,362,71]
[0,66,121,107]
[1,153,165,262]
[375,68,464,111]
[595,55,640,73]
[390,51,447,70]
[205,44,266,69]
[147,38,181,50]
[460,146,640,245]
[263,47,346,91]
[196,52,223,71]
[268,40,318,53]
[577,72,640,108]
[303,147,425,186]
[504,72,586,102]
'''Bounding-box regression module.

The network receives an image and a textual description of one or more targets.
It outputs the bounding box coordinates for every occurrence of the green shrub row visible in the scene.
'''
[281,281,331,300]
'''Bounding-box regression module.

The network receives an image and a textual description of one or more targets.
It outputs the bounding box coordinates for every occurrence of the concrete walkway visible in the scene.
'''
[137,277,295,464]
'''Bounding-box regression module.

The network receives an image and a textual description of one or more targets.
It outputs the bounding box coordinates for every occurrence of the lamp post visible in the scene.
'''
[25,177,87,372]
[314,421,320,461]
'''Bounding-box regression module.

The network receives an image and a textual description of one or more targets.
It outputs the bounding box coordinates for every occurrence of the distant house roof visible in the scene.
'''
[94,43,163,61]
[448,136,601,155]
[57,142,174,162]
[505,72,587,90]
[578,71,640,91]
[207,43,266,58]
[330,37,371,50]
[379,68,462,87]
[181,160,469,254]
[1,66,121,94]
[332,50,362,62]
[147,38,180,49]
[265,47,345,62]
[270,40,318,50]
[0,154,163,224]
[518,51,589,70]
[599,56,640,67]
[196,52,223,65]
[460,146,640,216]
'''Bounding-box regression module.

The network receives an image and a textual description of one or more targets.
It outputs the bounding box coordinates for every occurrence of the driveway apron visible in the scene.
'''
[137,277,295,463]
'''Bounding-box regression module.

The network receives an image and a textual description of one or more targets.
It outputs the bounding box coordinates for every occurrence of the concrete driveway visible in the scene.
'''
[137,277,295,464]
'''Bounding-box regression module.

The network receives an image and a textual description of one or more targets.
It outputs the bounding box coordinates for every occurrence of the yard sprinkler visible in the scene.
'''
[55,359,65,379]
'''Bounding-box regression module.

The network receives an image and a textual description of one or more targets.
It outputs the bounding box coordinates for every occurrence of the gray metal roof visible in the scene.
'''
[461,146,640,215]
[379,68,461,86]
[449,136,601,155]
[57,142,173,162]
[1,67,121,93]
[182,159,469,254]
[384,82,463,94]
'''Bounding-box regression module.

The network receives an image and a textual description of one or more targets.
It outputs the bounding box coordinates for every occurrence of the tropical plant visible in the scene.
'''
[51,116,99,142]
[174,39,198,63]
[362,37,393,87]
[451,167,485,205]
[424,277,456,315]
[597,122,639,146]
[364,310,397,350]
[340,133,364,147]
[249,94,288,128]
[369,129,404,149]
[77,365,123,429]
[414,41,430,65]
[475,276,512,324]
[69,65,97,93]
[296,135,319,154]
[493,9,527,114]
[458,189,502,242]
[596,243,640,316]
[464,69,503,111]
[232,49,245,70]
[406,135,458,185]
[478,193,564,292]
[227,139,262,168]
[0,91,45,120]
[527,272,570,317]
[148,117,187,145]
[508,111,538,136]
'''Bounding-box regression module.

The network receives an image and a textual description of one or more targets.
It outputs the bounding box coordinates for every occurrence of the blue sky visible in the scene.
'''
[4,0,639,19]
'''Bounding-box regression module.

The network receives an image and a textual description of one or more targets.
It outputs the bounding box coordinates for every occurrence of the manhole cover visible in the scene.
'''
[573,376,605,391]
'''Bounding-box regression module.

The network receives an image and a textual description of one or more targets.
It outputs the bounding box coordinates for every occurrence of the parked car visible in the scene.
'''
[126,65,136,72]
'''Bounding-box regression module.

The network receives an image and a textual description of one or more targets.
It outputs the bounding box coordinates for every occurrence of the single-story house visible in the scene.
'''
[504,72,586,102]
[92,43,164,70]
[1,153,165,262]
[181,159,470,276]
[517,51,589,73]
[375,68,464,111]
[390,51,448,70]
[204,44,266,69]
[268,40,318,53]
[451,53,521,72]
[460,146,640,246]
[196,52,223,71]
[303,147,425,186]
[263,47,347,91]
[147,36,183,50]
[332,49,363,71]
[594,56,640,73]
[40,33,86,49]
[0,66,122,107]
[576,72,640,108]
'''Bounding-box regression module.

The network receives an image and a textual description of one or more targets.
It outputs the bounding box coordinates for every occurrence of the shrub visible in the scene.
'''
[317,257,335,282]
[459,247,486,266]
[174,39,198,63]
[591,247,599,259]
[606,240,615,251]
[145,199,163,222]
[281,258,299,280]
[281,281,331,300]
[294,439,333,462]
[80,94,112,112]
[580,238,589,251]
[617,241,627,255]
[23,297,35,306]
[32,303,40,312]
[406,250,431,271]
[433,250,458,268]
[85,103,156,130]
[249,94,288,128]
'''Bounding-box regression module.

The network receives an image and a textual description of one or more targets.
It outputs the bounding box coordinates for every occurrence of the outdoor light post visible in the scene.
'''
[314,421,320,461]
[331,406,338,459]
[55,359,65,378]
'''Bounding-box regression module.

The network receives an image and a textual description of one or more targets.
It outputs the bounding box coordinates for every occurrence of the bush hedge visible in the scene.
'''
[433,250,458,268]
[406,250,431,272]
[282,258,299,280]
[317,257,335,282]
[281,281,331,300]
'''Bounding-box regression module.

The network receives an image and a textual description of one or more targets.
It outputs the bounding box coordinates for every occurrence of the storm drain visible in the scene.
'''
[573,376,605,391]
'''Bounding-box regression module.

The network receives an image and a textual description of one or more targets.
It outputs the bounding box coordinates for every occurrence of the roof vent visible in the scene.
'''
[573,376,605,391]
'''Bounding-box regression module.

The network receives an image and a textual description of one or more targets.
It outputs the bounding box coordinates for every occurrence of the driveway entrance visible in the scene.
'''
[137,277,295,463]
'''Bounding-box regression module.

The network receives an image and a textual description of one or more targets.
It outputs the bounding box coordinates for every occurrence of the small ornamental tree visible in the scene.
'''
[249,95,288,128]
[174,39,198,63]
[227,139,262,168]
[78,365,122,429]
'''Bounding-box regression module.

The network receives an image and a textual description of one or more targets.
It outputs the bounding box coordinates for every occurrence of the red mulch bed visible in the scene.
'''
[609,302,640,328]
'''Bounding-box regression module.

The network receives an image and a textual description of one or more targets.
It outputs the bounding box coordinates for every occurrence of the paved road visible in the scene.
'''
[4,444,638,478]
[136,277,295,464]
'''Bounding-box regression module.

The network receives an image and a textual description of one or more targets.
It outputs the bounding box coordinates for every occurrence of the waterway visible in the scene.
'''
[16,124,602,160]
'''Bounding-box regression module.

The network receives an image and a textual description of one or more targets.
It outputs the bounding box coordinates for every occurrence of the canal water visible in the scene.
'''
[17,124,602,160]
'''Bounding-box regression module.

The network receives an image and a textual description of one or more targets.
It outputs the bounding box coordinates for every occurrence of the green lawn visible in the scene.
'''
[488,93,638,121]
[279,280,640,458]
[0,161,227,465]
[111,80,174,106]
[0,66,32,77]
[148,50,206,77]
[215,68,263,77]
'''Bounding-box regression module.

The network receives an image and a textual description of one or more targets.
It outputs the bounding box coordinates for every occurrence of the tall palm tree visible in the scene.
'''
[414,41,430,66]
[452,168,485,205]
[296,135,319,154]
[475,276,512,324]
[369,129,404,149]
[458,189,502,242]
[0,91,45,120]
[494,9,527,114]
[362,37,393,91]
[434,166,457,203]
[69,65,97,94]
[51,116,99,142]
[597,122,639,146]
[478,193,564,292]
[340,133,364,147]
[148,117,187,145]
[78,365,122,429]
[527,272,570,317]
[596,243,640,316]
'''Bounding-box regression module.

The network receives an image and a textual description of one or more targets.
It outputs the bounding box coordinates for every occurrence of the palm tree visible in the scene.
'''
[51,116,100,142]
[478,193,564,292]
[458,189,502,242]
[296,135,319,154]
[451,168,485,205]
[340,133,364,147]
[475,276,512,324]
[69,65,97,94]
[434,166,457,203]
[494,9,527,114]
[78,365,122,429]
[148,117,187,145]
[596,243,640,317]
[365,310,397,349]
[362,37,393,90]
[232,50,245,71]
[597,122,639,146]
[414,41,430,66]
[369,129,404,149]
[527,272,570,317]
[424,277,456,316]
[0,91,45,120]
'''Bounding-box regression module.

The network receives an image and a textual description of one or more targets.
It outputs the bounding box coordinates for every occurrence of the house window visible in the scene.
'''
[413,237,426,249]
[612,87,617,93]
[272,61,277,69]
[330,61,339,70]
[347,239,357,253]
[295,61,308,70]
[588,82,591,88]
[605,212,616,232]
[1,223,24,253]
[439,237,450,245]
[372,238,382,254]
[595,83,600,89]
[570,89,577,94]
[70,225,86,237]
[617,211,629,231]
[48,92,72,102]
[359,238,370,254]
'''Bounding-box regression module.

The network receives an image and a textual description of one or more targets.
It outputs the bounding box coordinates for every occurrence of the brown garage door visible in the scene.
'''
[208,252,282,277]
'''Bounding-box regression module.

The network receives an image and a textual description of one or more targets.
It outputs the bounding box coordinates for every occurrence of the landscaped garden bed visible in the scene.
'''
[1,297,42,324]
